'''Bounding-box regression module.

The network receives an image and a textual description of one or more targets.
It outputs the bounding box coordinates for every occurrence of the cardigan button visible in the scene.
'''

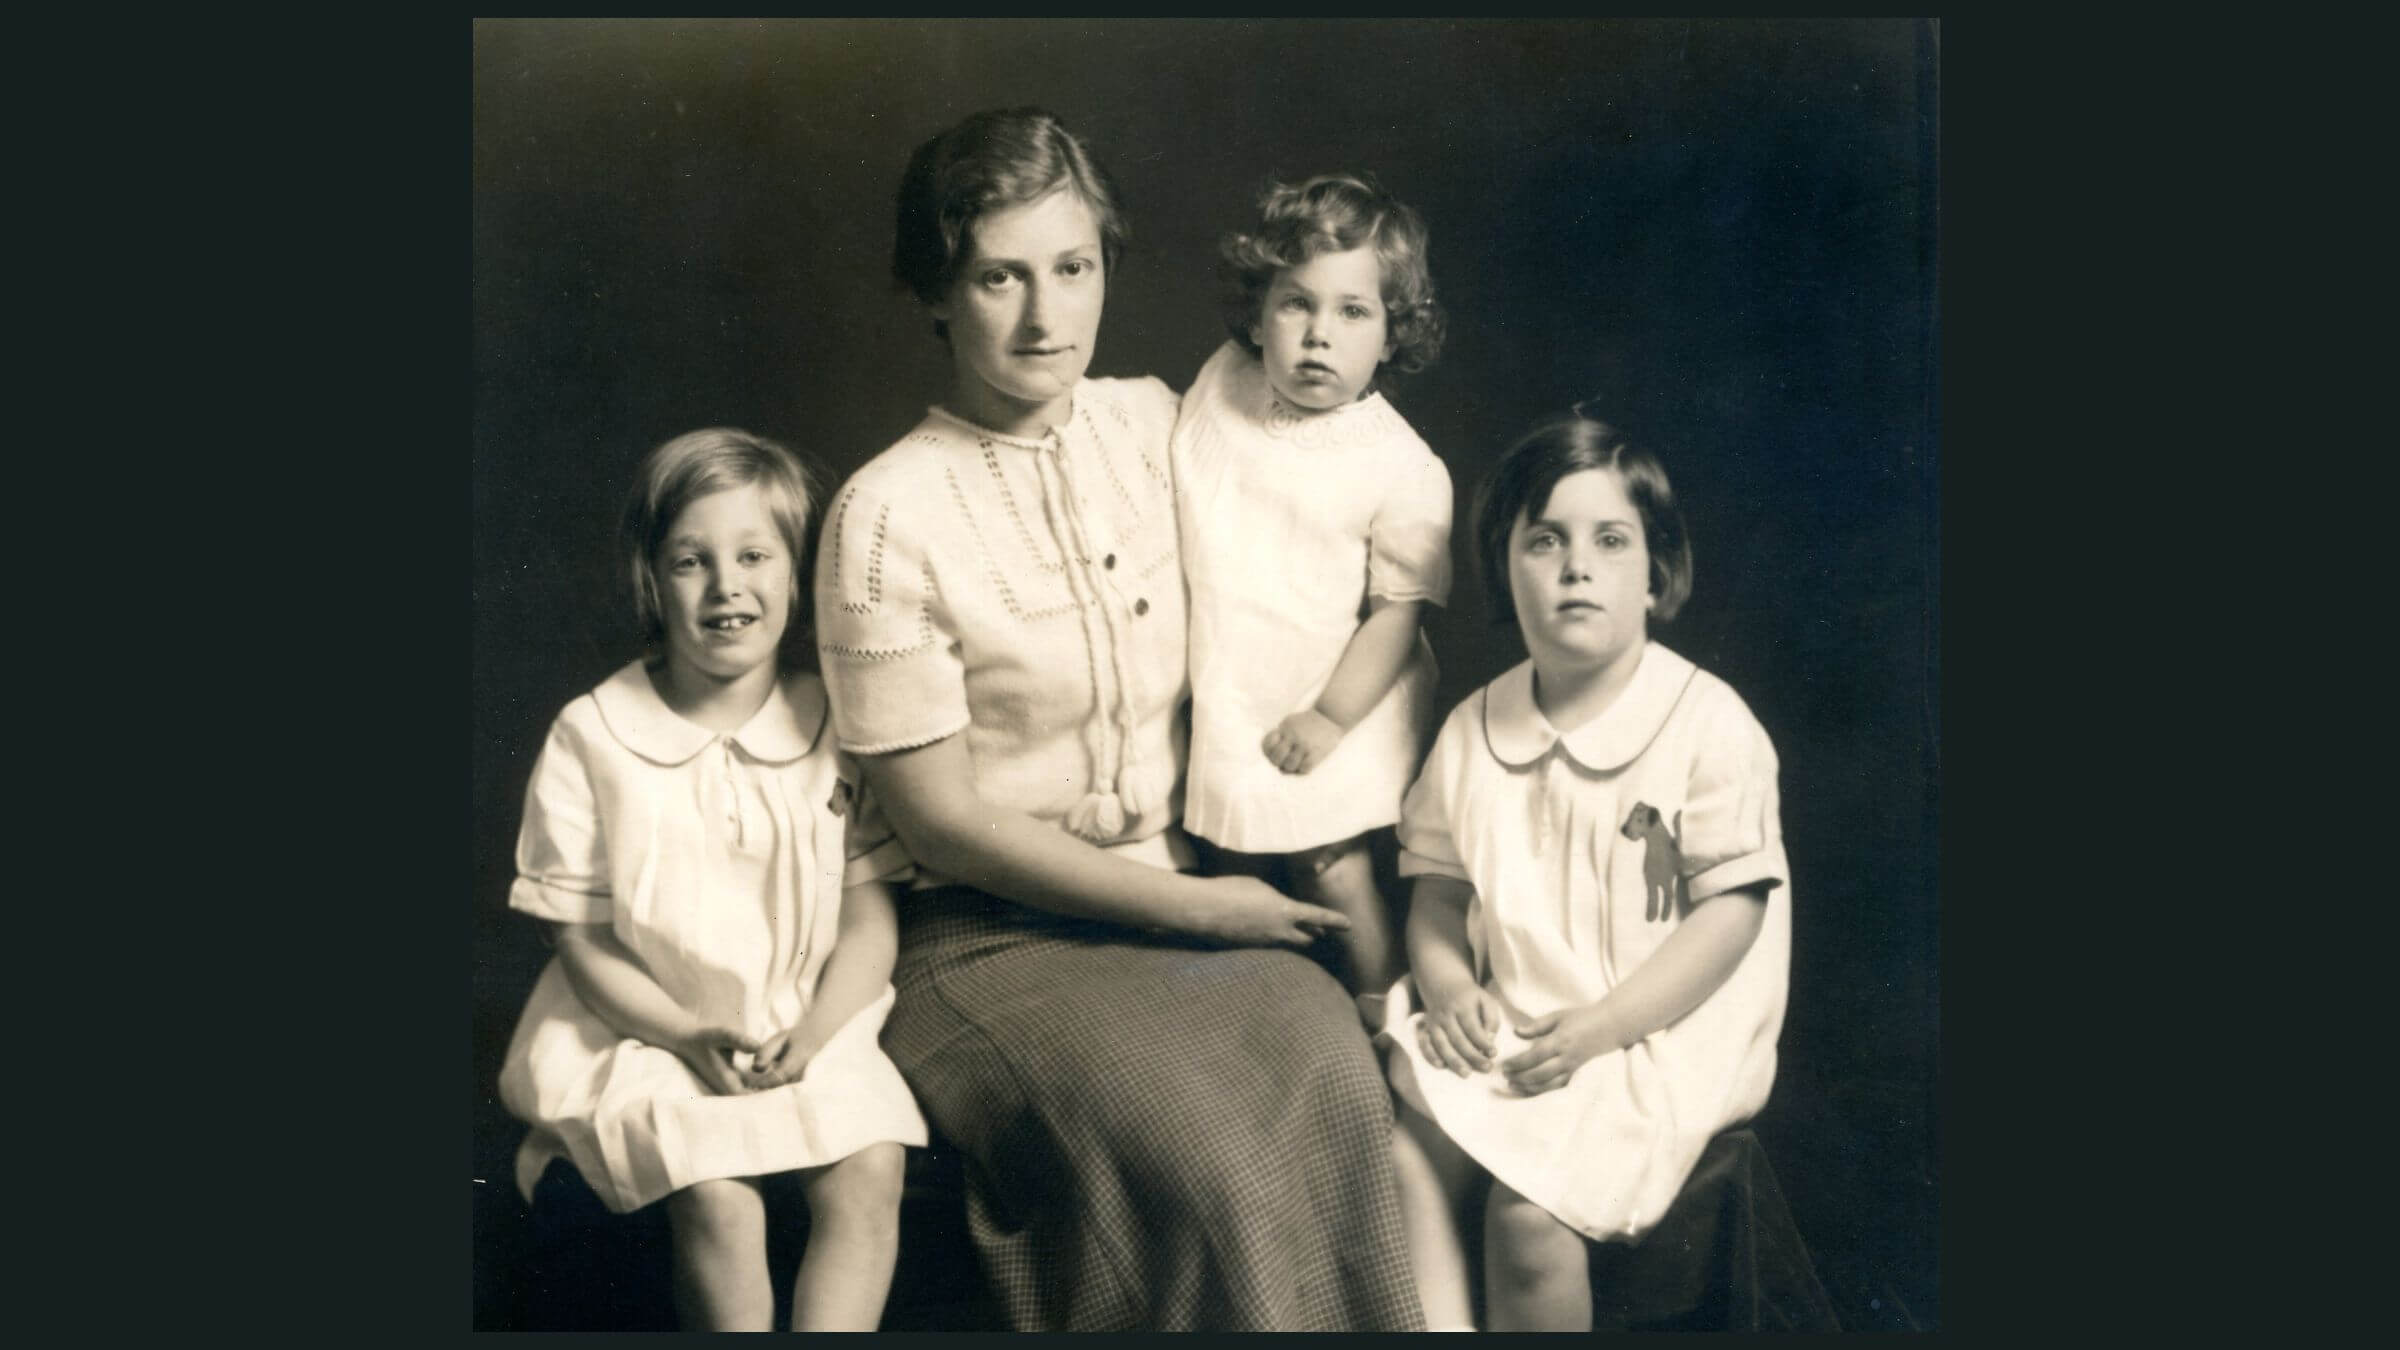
[1134,597,1150,615]
[1103,552,1117,570]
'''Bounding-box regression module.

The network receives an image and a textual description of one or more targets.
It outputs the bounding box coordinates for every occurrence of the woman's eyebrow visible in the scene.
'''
[965,239,1100,268]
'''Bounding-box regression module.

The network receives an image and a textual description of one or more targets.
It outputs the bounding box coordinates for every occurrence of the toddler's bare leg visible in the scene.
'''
[1293,834,1398,998]
[1195,836,1283,883]
[789,1142,906,1330]
[1393,1102,1479,1330]
[1484,1179,1592,1331]
[665,1177,774,1331]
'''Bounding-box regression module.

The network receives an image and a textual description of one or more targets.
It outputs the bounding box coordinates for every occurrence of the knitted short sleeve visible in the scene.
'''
[813,472,972,756]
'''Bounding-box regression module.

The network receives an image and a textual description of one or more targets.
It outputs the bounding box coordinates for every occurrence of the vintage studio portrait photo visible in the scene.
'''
[472,17,1939,1332]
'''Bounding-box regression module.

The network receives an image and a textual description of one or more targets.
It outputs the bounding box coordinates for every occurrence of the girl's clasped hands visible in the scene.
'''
[1415,977,1628,1097]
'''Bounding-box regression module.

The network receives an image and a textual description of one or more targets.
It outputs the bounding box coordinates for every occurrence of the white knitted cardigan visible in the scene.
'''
[814,376,1192,861]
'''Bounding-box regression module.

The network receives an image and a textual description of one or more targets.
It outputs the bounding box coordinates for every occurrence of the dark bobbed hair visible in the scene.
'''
[1471,412,1694,623]
[891,107,1129,340]
[1219,172,1446,375]
[621,427,825,671]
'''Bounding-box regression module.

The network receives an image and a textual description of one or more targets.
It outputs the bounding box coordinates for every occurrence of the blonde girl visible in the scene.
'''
[498,428,927,1331]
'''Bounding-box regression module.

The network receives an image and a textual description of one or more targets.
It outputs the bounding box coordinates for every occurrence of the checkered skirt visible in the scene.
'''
[884,886,1426,1331]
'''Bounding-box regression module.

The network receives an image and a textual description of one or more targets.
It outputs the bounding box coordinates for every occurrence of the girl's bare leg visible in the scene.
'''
[789,1142,906,1331]
[665,1177,774,1331]
[1295,835,1398,998]
[1393,1103,1479,1330]
[1484,1179,1592,1331]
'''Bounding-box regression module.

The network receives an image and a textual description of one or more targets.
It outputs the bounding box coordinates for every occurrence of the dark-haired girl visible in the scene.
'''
[1383,413,1793,1330]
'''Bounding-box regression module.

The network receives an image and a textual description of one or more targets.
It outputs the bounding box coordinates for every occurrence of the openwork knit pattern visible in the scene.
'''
[814,375,1191,853]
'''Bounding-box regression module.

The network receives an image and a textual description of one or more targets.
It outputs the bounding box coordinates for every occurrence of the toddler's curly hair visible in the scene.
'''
[1218,173,1446,375]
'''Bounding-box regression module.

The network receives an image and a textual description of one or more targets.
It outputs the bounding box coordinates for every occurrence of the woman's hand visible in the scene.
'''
[1262,709,1345,775]
[1499,1004,1628,1096]
[1190,873,1351,948]
[744,1025,825,1091]
[672,1027,766,1096]
[1416,974,1503,1076]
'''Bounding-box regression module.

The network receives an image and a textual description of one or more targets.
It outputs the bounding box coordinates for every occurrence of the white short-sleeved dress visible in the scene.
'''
[1381,643,1791,1242]
[1171,340,1454,854]
[498,662,928,1214]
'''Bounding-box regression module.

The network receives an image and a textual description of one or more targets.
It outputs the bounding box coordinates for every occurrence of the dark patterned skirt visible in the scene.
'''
[883,885,1426,1331]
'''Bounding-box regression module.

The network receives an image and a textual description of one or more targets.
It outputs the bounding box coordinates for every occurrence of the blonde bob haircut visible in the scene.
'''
[620,427,824,670]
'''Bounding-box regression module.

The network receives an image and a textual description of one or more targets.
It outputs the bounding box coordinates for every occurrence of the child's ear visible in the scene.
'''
[1248,317,1264,350]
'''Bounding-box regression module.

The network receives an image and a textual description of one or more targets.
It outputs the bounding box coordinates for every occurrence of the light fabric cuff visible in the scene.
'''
[508,874,611,923]
[835,713,972,758]
[1688,848,1788,904]
[1396,848,1470,882]
[843,835,915,888]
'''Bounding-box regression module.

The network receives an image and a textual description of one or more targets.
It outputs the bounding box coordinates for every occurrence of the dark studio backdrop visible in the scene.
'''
[472,17,1938,1331]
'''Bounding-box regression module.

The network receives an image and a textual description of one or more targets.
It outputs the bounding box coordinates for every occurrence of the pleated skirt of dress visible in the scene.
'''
[883,885,1426,1331]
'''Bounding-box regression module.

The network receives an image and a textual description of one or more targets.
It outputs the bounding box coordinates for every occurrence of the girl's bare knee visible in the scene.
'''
[811,1143,905,1225]
[668,1178,762,1243]
[1486,1186,1581,1286]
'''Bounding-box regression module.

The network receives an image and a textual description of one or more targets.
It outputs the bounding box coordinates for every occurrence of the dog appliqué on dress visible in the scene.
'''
[1620,802,1688,922]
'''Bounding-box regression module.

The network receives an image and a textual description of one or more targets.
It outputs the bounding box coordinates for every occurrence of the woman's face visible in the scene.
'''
[934,187,1106,432]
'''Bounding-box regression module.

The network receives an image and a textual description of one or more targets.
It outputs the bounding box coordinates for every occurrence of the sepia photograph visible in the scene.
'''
[471,17,1938,1331]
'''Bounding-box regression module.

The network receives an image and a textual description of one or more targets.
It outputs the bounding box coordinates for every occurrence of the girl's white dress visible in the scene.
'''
[1381,643,1791,1241]
[1171,340,1453,853]
[498,662,928,1214]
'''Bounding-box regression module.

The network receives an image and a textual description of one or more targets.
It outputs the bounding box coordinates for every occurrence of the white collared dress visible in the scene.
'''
[1381,643,1791,1241]
[498,662,928,1214]
[1171,341,1453,853]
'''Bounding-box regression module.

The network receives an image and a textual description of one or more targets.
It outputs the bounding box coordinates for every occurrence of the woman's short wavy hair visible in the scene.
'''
[621,427,825,670]
[891,107,1129,339]
[1472,411,1694,623]
[1219,173,1446,375]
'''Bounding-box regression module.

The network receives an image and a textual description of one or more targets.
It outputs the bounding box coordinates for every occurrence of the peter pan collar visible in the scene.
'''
[590,661,827,766]
[1223,341,1404,448]
[1481,644,1698,772]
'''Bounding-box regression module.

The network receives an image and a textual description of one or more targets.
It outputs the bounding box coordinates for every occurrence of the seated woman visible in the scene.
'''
[812,106,1426,1332]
